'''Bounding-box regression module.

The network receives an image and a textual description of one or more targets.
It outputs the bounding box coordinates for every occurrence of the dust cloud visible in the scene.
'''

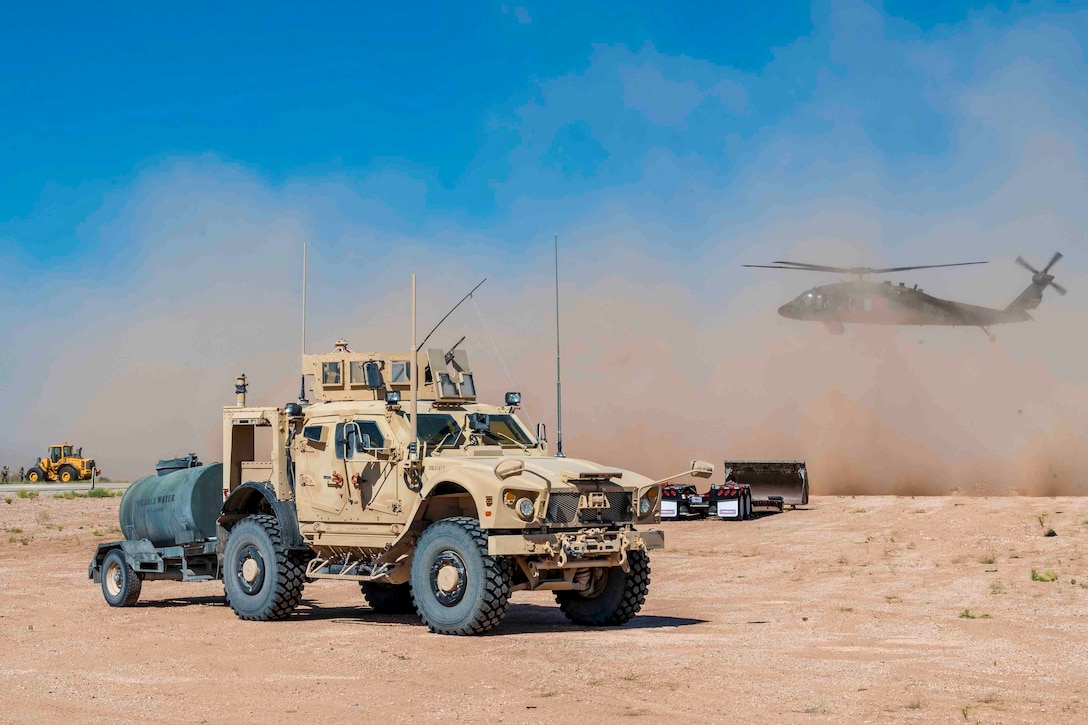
[2,169,1086,495]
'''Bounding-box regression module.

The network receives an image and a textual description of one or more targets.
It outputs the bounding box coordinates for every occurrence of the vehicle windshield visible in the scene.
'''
[474,414,535,447]
[414,414,463,448]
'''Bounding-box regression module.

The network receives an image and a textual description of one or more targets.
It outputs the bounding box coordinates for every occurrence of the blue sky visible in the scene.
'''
[2,1,1088,481]
[3,0,1082,261]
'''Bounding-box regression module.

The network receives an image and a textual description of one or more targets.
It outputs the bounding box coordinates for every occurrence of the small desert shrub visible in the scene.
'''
[1031,569,1058,582]
[959,609,992,619]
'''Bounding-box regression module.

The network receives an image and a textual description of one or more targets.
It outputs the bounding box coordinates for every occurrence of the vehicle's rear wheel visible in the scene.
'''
[556,550,650,626]
[101,549,142,607]
[26,467,44,483]
[362,581,414,614]
[410,517,511,635]
[223,515,305,621]
[59,465,78,483]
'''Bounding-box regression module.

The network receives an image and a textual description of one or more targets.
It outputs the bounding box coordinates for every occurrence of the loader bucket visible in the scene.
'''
[723,460,809,507]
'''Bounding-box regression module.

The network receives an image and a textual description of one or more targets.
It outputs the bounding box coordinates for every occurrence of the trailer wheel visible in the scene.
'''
[410,517,511,635]
[26,466,44,483]
[223,514,305,621]
[361,581,414,614]
[102,549,142,607]
[556,550,650,626]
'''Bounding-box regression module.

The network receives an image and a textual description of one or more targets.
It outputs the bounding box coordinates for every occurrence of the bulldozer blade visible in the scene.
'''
[723,460,809,507]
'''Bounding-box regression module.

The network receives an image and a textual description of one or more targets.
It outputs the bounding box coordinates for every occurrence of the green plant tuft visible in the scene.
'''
[1031,569,1058,582]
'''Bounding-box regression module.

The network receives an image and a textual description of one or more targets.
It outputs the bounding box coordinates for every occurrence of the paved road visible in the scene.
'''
[0,481,131,493]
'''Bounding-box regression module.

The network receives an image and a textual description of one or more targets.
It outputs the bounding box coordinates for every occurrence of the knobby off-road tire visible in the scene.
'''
[59,465,78,483]
[26,467,44,483]
[361,581,414,614]
[102,549,142,607]
[223,514,305,621]
[556,550,650,627]
[410,517,511,635]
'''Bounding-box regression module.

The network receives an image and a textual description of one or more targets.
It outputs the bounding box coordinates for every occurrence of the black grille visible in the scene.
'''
[545,491,633,526]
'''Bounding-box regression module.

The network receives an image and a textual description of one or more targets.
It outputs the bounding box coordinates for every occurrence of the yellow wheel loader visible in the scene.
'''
[26,443,100,483]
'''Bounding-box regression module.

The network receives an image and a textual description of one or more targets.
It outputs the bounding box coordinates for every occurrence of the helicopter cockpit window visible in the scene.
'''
[322,362,342,386]
[802,292,815,307]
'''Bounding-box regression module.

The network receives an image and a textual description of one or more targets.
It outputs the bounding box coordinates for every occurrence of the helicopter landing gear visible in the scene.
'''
[979,326,996,343]
[824,320,845,335]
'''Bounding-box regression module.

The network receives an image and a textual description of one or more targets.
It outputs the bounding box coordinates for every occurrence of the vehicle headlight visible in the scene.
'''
[517,497,535,520]
[639,496,652,515]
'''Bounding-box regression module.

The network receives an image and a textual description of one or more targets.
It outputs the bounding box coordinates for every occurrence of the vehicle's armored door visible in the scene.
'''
[293,424,348,518]
[338,420,406,525]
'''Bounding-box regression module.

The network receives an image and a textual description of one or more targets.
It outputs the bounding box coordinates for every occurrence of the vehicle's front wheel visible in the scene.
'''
[410,517,511,635]
[26,467,44,483]
[223,515,305,621]
[361,581,414,614]
[101,549,142,607]
[556,550,650,626]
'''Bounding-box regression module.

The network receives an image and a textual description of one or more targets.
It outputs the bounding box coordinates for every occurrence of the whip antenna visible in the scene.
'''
[417,278,487,351]
[554,233,564,457]
[299,241,308,404]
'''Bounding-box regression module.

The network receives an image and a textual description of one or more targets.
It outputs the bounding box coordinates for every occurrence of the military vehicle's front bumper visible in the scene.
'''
[487,527,663,558]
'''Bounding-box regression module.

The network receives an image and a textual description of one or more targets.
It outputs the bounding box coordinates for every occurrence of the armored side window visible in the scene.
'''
[322,362,342,386]
[390,361,410,383]
[334,421,387,459]
[354,420,386,450]
[303,426,326,443]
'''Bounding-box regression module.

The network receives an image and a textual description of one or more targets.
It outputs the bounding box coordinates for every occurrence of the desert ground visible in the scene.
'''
[1,493,1086,724]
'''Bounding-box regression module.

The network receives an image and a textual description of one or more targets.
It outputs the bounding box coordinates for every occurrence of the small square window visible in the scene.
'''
[390,362,410,383]
[322,362,342,385]
[349,361,366,385]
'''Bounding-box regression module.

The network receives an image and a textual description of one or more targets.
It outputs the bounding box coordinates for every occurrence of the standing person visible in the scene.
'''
[0,466,8,483]
[18,466,25,482]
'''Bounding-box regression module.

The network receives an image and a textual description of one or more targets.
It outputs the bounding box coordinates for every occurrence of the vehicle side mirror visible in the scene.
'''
[690,460,715,478]
[536,422,547,442]
[468,412,490,432]
[359,433,372,452]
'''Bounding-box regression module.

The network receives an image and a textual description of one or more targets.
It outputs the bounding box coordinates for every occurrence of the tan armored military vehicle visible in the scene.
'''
[213,339,712,634]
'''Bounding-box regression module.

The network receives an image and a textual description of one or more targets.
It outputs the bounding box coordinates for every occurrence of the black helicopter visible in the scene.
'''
[745,252,1066,339]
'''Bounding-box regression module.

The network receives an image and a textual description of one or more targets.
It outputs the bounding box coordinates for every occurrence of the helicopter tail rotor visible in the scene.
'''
[1015,252,1067,296]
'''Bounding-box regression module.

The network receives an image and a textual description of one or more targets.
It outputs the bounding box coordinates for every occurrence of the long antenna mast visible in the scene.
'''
[410,274,419,462]
[554,233,564,457]
[299,241,308,403]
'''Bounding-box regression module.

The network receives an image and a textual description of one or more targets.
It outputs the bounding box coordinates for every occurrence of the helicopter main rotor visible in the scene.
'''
[742,260,988,279]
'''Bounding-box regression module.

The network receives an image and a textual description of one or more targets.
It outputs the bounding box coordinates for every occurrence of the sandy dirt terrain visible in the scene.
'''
[1,493,1086,724]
